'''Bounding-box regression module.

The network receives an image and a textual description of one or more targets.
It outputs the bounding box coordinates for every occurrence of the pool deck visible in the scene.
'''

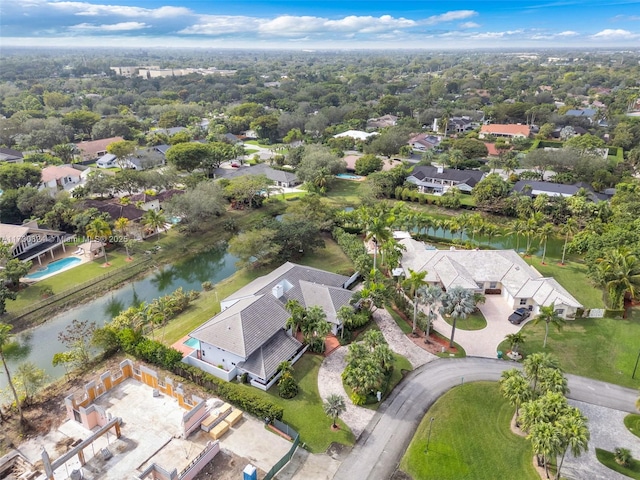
[21,250,93,283]
[171,335,196,357]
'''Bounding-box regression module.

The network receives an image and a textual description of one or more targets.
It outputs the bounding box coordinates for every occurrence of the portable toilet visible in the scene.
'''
[243,464,257,480]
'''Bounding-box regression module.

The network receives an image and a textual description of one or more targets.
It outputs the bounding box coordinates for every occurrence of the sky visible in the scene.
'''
[1,0,640,50]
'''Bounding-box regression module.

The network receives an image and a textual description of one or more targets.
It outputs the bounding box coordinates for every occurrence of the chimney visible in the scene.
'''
[272,284,284,299]
[437,165,444,174]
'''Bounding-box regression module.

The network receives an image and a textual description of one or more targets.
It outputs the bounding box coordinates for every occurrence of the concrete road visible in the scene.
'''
[333,357,639,480]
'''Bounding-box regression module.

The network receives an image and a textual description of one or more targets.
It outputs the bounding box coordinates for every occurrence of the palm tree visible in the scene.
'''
[560,218,578,265]
[614,447,632,468]
[524,217,540,253]
[538,367,569,396]
[529,422,561,479]
[523,352,560,394]
[323,394,347,429]
[0,323,24,424]
[499,369,531,422]
[537,223,555,264]
[504,332,526,355]
[285,299,305,336]
[455,212,472,241]
[114,216,129,237]
[142,209,167,240]
[533,304,565,349]
[555,409,590,480]
[363,215,393,271]
[86,218,112,264]
[403,269,428,335]
[469,214,485,246]
[483,223,500,248]
[596,247,640,309]
[508,219,525,252]
[418,285,443,340]
[440,286,476,348]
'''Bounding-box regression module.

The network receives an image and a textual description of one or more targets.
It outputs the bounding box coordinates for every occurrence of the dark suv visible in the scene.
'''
[508,308,531,325]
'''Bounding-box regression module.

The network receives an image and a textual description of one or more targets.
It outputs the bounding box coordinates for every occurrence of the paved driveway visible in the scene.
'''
[430,295,524,358]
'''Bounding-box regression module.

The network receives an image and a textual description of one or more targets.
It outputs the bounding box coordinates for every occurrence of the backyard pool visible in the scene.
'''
[25,257,82,280]
[336,173,364,180]
[183,337,200,348]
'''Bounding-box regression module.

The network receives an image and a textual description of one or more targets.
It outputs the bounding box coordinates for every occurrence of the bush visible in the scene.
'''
[133,338,183,370]
[278,372,299,399]
[350,392,367,405]
[201,281,214,291]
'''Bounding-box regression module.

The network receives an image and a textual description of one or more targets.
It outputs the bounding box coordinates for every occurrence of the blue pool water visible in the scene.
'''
[26,257,82,279]
[336,173,364,180]
[183,337,200,348]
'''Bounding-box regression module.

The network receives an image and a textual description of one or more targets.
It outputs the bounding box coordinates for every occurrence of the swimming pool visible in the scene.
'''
[25,257,82,280]
[183,337,200,348]
[336,173,364,180]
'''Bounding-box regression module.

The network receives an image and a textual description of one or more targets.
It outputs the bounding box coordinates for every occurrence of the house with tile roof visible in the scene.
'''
[512,180,609,201]
[479,124,531,139]
[40,165,83,195]
[408,133,442,152]
[186,262,355,389]
[76,137,124,161]
[399,238,582,319]
[0,221,72,265]
[213,163,299,188]
[406,165,485,195]
[0,147,24,163]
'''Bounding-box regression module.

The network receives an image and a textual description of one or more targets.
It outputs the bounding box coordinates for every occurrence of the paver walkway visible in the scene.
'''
[316,346,374,440]
[372,308,437,368]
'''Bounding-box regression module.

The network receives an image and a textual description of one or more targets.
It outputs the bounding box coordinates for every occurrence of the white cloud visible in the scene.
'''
[459,22,480,29]
[70,21,148,31]
[611,14,640,21]
[556,30,578,36]
[47,1,191,18]
[592,28,639,39]
[424,10,477,25]
[178,15,256,35]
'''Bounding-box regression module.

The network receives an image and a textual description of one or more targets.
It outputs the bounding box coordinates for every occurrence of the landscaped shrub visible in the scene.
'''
[278,372,299,399]
[201,281,214,291]
[350,391,366,405]
[133,338,183,370]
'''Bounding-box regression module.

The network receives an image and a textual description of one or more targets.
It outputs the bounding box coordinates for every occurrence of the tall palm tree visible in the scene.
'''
[364,215,393,271]
[284,299,305,335]
[114,216,130,237]
[86,218,112,264]
[403,269,428,335]
[560,218,578,265]
[418,285,443,339]
[529,422,562,479]
[0,323,24,424]
[323,394,347,429]
[142,209,167,240]
[596,247,640,309]
[469,213,485,246]
[483,223,500,248]
[537,223,555,265]
[508,219,525,252]
[524,217,540,253]
[499,369,531,422]
[440,286,476,348]
[456,212,472,241]
[532,304,565,349]
[523,352,560,395]
[555,408,589,480]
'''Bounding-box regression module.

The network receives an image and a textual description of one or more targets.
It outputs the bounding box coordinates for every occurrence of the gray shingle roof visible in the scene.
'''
[213,163,298,184]
[238,330,303,381]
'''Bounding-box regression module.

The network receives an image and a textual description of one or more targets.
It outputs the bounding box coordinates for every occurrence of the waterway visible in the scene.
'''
[1,245,238,392]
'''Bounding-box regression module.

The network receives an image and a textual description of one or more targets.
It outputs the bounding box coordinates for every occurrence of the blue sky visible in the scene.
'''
[1,0,639,49]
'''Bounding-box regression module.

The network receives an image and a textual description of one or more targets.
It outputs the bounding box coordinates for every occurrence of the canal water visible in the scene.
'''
[1,245,238,391]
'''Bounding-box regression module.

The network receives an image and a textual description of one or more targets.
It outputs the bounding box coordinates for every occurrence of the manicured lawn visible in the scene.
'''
[443,310,487,331]
[324,179,363,206]
[498,311,640,389]
[400,382,538,480]
[625,414,640,439]
[297,235,354,276]
[596,448,640,479]
[524,256,605,308]
[235,354,355,453]
[243,147,259,154]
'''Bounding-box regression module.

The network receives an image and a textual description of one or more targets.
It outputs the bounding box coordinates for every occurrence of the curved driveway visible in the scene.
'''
[333,357,638,480]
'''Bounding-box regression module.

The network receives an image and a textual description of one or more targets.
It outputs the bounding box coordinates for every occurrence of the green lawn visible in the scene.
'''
[234,354,355,453]
[596,448,640,479]
[443,310,487,331]
[324,179,363,207]
[400,382,538,480]
[497,312,640,389]
[297,235,354,276]
[387,306,413,334]
[625,414,640,439]
[524,256,605,308]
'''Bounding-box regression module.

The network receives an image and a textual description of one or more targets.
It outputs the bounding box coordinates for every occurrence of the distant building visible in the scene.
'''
[406,165,485,195]
[408,133,442,151]
[367,114,398,129]
[479,124,531,139]
[333,130,378,141]
[40,165,83,195]
[76,137,124,161]
[0,147,23,163]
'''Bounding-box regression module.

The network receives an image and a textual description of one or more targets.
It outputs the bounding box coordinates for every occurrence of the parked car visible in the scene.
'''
[508,308,531,325]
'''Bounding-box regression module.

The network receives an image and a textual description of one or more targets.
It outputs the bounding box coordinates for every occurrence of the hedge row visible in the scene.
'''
[175,363,284,421]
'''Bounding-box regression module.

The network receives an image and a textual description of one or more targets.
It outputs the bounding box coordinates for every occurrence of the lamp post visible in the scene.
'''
[425,417,435,453]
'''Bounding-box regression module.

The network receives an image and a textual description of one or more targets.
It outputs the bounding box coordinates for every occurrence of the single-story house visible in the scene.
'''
[76,137,124,161]
[399,238,582,319]
[479,124,531,139]
[409,133,442,151]
[333,130,378,141]
[406,165,485,195]
[0,147,23,163]
[40,165,82,195]
[0,221,72,265]
[185,262,356,389]
[128,147,166,170]
[128,189,184,212]
[564,108,597,119]
[96,153,117,168]
[550,126,588,139]
[512,180,609,201]
[213,163,299,188]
